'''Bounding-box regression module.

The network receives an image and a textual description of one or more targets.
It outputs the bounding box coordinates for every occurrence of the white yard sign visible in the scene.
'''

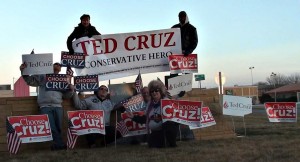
[222,95,252,116]
[167,74,193,96]
[22,53,53,75]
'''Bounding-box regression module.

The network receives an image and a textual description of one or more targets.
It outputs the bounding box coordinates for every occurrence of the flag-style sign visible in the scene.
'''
[135,72,143,93]
[190,107,216,129]
[168,54,198,74]
[74,75,99,92]
[45,74,70,91]
[67,110,105,136]
[222,95,252,117]
[60,51,85,68]
[14,76,30,97]
[264,102,297,122]
[120,111,147,137]
[7,115,53,144]
[161,99,202,127]
[121,94,146,112]
[6,119,21,154]
[66,65,74,77]
[116,120,129,137]
[67,120,78,149]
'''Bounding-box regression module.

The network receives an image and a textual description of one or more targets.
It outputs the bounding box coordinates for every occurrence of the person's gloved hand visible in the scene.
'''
[178,91,185,97]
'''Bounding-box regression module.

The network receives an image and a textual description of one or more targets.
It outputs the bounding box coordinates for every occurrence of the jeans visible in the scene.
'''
[40,107,65,147]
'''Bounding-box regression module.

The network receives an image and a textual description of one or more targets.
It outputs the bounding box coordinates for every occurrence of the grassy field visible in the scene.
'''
[1,112,299,162]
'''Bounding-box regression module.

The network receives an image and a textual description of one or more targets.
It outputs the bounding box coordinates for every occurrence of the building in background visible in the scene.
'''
[14,77,30,97]
[0,84,13,97]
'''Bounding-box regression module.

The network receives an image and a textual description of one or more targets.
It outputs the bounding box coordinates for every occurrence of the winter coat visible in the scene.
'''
[172,22,198,55]
[67,23,101,53]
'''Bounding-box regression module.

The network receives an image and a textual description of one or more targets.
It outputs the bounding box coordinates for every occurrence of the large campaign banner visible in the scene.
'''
[45,74,70,91]
[264,102,297,122]
[68,110,105,135]
[73,28,182,80]
[161,99,202,127]
[60,51,85,68]
[167,74,193,96]
[22,53,53,75]
[168,54,198,74]
[121,111,147,137]
[74,75,98,92]
[190,107,216,129]
[223,95,252,116]
[7,115,52,143]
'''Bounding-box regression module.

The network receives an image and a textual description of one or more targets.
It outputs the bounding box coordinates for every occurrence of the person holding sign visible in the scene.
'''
[172,11,198,56]
[72,85,120,148]
[130,80,182,148]
[67,14,101,54]
[19,62,75,151]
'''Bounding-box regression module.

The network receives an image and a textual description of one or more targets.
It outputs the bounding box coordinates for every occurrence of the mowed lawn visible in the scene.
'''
[1,111,300,162]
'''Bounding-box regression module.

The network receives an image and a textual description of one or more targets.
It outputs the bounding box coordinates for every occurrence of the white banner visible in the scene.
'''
[167,74,193,96]
[222,95,252,116]
[22,53,53,75]
[73,28,182,80]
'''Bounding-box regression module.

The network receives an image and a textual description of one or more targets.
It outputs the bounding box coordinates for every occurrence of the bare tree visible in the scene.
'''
[266,73,288,87]
[286,73,300,84]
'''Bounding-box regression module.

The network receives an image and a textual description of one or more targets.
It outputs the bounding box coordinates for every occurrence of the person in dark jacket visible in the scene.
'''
[172,11,198,56]
[67,14,101,54]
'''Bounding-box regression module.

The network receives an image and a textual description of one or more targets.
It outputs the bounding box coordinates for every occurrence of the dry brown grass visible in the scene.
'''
[1,111,299,162]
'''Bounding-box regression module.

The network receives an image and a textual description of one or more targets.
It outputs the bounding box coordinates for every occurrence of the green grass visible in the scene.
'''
[1,113,299,162]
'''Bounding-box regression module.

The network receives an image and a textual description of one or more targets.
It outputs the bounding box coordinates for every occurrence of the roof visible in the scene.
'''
[266,83,300,94]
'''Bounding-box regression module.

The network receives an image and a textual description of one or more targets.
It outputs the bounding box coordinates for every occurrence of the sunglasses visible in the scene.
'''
[150,89,160,93]
[100,87,108,91]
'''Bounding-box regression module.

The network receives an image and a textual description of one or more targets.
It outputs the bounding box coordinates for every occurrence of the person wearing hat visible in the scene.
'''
[19,62,75,151]
[67,14,101,54]
[72,85,121,148]
[172,11,198,56]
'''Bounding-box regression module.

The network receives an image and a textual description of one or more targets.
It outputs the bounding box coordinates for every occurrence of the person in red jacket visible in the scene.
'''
[67,14,100,54]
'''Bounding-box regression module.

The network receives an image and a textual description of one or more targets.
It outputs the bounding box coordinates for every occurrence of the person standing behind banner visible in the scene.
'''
[130,80,184,148]
[172,11,198,56]
[67,14,100,54]
[171,11,198,140]
[71,85,120,148]
[19,62,74,151]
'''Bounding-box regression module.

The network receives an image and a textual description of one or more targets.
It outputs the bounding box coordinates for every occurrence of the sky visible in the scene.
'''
[0,0,299,91]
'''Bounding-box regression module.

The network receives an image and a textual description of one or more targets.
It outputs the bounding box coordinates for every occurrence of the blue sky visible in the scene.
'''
[0,0,299,89]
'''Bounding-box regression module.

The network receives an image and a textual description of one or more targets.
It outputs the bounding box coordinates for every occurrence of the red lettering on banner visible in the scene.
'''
[137,35,149,50]
[124,32,176,51]
[164,32,175,47]
[103,38,117,54]
[124,36,136,51]
[76,40,90,56]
